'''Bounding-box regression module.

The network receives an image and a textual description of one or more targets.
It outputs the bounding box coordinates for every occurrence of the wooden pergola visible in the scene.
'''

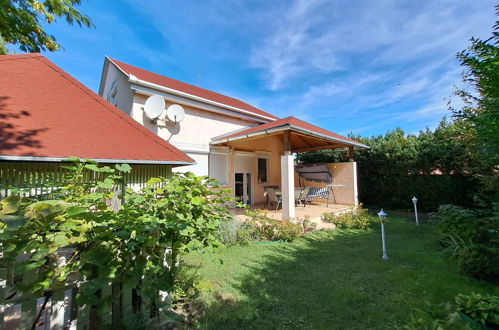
[212,117,368,220]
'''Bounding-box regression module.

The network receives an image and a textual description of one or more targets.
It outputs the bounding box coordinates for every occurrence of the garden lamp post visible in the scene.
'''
[378,209,388,259]
[412,196,419,225]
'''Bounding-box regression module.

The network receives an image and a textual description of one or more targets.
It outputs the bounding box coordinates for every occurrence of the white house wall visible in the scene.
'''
[172,152,208,176]
[100,63,134,114]
[131,94,255,147]
[130,93,256,176]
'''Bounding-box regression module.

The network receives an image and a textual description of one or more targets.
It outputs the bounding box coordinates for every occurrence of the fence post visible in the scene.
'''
[20,271,37,329]
[100,283,112,325]
[121,284,133,322]
[75,301,89,330]
[111,283,121,326]
[50,256,67,330]
[0,267,6,330]
[159,247,172,314]
[68,288,80,330]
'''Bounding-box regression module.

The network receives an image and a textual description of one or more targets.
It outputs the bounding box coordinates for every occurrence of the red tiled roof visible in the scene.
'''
[214,116,367,147]
[0,53,193,164]
[109,58,279,121]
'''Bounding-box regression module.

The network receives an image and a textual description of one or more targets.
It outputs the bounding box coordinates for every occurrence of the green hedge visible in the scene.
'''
[357,173,478,211]
[297,120,494,211]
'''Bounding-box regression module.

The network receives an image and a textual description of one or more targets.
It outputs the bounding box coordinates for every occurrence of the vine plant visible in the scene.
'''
[0,159,233,328]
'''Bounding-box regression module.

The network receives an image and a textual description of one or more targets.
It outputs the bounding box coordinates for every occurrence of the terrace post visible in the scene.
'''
[348,146,354,161]
[281,132,295,220]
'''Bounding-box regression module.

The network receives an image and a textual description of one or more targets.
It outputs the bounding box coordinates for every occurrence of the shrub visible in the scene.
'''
[430,204,480,238]
[245,210,302,242]
[297,216,317,233]
[404,293,499,329]
[455,293,499,328]
[458,243,499,283]
[322,207,374,230]
[217,218,256,245]
[430,204,499,283]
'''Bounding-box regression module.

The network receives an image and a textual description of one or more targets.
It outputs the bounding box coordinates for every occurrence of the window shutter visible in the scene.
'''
[209,153,229,185]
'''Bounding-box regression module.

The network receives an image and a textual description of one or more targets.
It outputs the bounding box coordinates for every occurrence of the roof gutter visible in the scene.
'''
[0,155,196,166]
[127,75,278,123]
[211,125,369,149]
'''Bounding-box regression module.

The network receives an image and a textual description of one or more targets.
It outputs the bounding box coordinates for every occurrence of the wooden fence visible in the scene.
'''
[0,250,172,329]
[0,161,173,199]
[0,161,175,329]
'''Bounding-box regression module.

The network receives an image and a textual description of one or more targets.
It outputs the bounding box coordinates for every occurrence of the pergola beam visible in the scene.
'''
[283,131,291,152]
[293,144,344,153]
[294,134,312,148]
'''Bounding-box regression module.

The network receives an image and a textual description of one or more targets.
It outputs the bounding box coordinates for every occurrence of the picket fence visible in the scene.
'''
[0,161,173,199]
[0,254,172,329]
[0,161,175,329]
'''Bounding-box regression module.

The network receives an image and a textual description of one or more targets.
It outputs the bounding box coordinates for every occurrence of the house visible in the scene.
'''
[99,57,368,219]
[0,53,194,198]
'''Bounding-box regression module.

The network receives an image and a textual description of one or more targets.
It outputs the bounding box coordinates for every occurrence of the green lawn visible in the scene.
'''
[182,215,498,329]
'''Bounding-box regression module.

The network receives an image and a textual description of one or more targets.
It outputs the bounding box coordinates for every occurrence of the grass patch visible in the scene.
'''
[182,215,498,329]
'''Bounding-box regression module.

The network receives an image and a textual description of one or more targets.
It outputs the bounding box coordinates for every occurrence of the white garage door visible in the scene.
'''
[172,152,209,176]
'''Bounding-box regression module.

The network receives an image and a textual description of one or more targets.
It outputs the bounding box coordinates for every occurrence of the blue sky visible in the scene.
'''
[40,0,495,137]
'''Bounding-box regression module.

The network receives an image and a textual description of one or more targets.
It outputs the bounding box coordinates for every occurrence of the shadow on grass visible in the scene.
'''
[187,218,498,329]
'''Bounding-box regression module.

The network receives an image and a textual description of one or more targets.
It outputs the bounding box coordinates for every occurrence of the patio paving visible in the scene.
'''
[233,202,354,230]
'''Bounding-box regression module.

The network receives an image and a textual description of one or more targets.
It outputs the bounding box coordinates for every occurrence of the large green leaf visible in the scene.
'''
[115,163,132,173]
[51,232,70,247]
[66,205,88,217]
[25,200,67,220]
[191,196,204,205]
[146,177,162,186]
[0,195,21,214]
[85,164,114,173]
[14,259,45,273]
[0,214,28,230]
[97,177,115,189]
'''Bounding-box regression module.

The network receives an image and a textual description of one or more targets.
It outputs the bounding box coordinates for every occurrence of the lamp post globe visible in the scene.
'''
[412,196,419,225]
[378,209,388,259]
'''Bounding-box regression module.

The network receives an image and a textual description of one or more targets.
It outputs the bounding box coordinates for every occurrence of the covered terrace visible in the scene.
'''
[211,116,369,220]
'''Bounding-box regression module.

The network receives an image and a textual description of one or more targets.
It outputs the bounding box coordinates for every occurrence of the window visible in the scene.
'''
[106,80,118,106]
[258,157,269,184]
[209,153,229,185]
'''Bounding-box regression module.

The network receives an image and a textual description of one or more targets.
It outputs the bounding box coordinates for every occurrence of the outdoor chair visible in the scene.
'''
[263,185,279,209]
[294,187,303,205]
[267,188,282,211]
[297,187,310,207]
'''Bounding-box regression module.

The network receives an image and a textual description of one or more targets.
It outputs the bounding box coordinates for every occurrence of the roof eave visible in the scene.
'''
[0,155,196,166]
[288,125,369,149]
[211,125,369,149]
[123,74,277,123]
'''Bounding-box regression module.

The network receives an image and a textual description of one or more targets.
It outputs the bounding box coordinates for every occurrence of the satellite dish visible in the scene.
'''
[143,94,164,119]
[166,104,185,123]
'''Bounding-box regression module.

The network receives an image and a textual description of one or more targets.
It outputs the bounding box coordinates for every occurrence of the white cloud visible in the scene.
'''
[249,0,494,91]
[249,0,344,90]
[77,0,494,136]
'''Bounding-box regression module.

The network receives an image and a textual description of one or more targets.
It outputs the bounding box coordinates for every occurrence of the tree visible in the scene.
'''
[0,0,93,54]
[453,5,499,166]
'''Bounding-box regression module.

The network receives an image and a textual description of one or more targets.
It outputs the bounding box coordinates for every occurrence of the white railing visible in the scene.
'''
[0,162,173,200]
